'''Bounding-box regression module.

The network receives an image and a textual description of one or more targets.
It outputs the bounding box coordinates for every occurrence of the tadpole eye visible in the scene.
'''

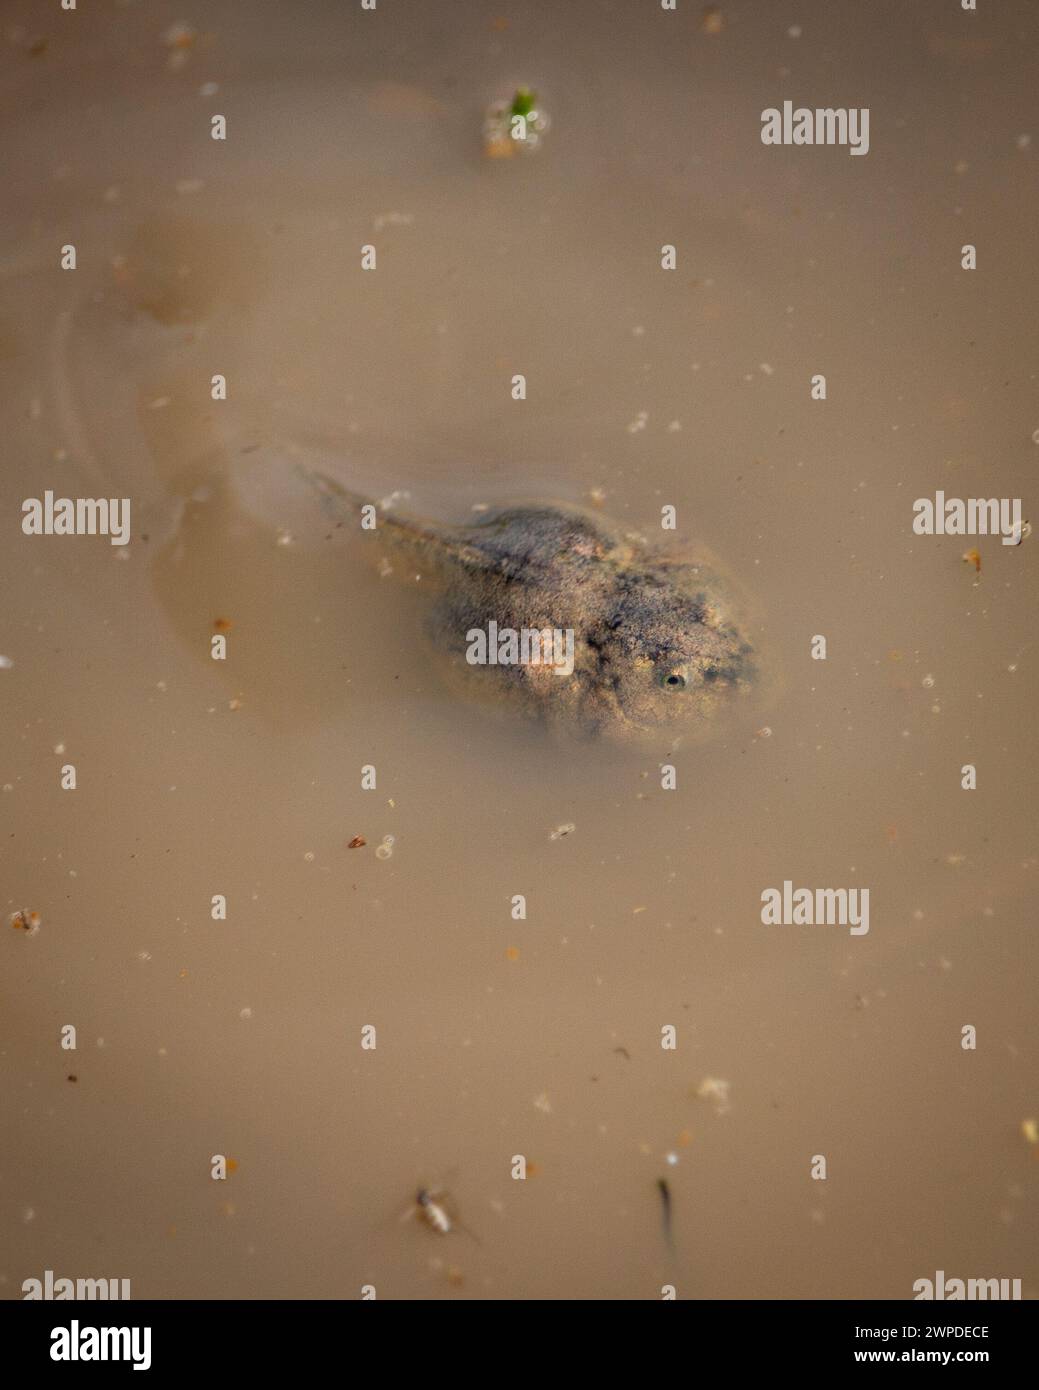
[661,670,687,690]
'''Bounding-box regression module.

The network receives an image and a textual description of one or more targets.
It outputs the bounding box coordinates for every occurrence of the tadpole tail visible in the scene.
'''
[294,465,489,579]
[293,465,370,521]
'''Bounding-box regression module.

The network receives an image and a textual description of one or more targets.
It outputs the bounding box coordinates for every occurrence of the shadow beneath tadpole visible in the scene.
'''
[141,403,428,734]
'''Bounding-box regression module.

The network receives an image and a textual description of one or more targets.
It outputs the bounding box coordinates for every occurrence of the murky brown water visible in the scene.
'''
[2,0,1036,1300]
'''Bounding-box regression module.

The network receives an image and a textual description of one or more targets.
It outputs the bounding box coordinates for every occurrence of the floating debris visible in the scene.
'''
[549,822,576,841]
[695,1076,732,1114]
[163,22,197,49]
[657,1177,674,1251]
[1022,1118,1039,1147]
[702,6,725,35]
[162,21,197,71]
[213,617,233,632]
[962,547,982,574]
[372,211,414,232]
[10,909,41,935]
[483,86,550,158]
[378,488,412,512]
[347,836,367,849]
[375,834,395,861]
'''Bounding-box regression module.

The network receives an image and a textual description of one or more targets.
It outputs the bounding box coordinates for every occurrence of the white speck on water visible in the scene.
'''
[372,211,414,232]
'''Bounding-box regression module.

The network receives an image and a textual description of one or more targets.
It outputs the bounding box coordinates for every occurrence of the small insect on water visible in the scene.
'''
[400,1185,481,1245]
[416,1188,452,1235]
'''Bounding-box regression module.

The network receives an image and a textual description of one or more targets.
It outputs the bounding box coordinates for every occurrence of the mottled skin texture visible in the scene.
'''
[305,471,754,740]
